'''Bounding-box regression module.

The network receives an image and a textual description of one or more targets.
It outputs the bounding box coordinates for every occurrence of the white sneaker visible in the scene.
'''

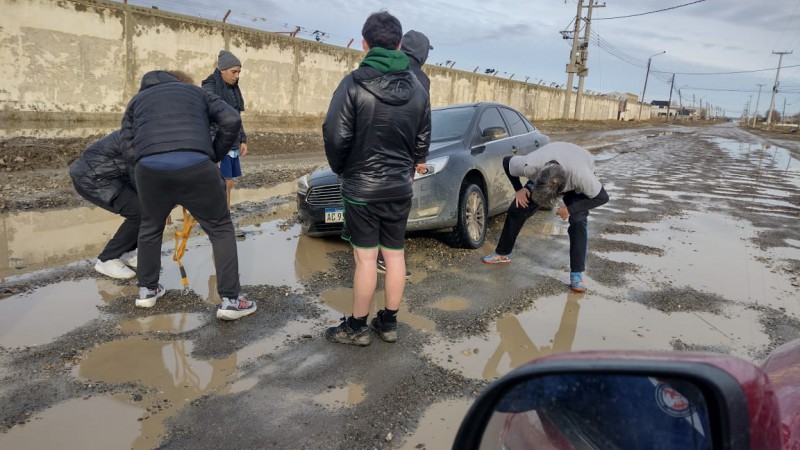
[122,251,137,269]
[95,259,136,280]
[136,284,165,308]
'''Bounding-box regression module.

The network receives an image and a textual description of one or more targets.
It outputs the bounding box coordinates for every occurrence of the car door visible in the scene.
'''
[500,107,546,156]
[469,106,518,212]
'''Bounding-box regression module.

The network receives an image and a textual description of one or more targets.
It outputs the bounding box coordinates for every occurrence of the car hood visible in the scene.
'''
[308,140,460,184]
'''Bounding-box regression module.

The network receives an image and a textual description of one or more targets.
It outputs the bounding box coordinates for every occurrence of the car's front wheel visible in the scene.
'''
[452,183,487,249]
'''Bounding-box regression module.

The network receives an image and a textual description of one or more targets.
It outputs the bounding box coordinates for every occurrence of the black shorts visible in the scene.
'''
[341,197,412,249]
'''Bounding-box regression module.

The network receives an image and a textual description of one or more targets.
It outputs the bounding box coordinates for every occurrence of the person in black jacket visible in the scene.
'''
[400,30,431,93]
[70,130,139,280]
[202,50,247,219]
[323,11,431,346]
[376,29,433,277]
[120,70,257,321]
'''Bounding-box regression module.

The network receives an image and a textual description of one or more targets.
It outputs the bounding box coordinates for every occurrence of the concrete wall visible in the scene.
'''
[0,0,651,128]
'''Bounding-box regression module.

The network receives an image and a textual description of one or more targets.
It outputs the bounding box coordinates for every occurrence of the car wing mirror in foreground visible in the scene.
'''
[453,341,800,450]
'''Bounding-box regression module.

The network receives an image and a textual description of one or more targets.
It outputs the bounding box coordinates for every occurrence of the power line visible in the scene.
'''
[593,0,706,20]
[651,63,800,76]
[590,32,648,68]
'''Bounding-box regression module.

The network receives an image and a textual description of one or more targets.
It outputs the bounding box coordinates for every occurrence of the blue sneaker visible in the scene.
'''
[569,272,587,292]
[482,253,512,264]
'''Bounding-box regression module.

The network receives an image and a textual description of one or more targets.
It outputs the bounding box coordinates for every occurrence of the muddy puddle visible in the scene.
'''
[1,125,799,449]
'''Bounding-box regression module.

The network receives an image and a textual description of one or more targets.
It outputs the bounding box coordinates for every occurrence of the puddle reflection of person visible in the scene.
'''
[483,293,582,380]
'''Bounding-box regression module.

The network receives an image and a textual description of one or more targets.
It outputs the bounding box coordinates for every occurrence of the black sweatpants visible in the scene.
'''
[97,187,141,262]
[494,190,590,273]
[135,160,240,298]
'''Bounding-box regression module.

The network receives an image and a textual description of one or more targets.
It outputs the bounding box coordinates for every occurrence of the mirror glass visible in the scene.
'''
[479,373,712,450]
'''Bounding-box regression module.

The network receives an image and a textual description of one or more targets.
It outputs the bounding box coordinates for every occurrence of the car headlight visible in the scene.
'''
[297,175,310,196]
[414,155,449,180]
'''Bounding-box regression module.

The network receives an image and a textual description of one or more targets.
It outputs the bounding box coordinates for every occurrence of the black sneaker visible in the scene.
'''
[370,310,398,343]
[325,317,372,346]
[376,259,411,279]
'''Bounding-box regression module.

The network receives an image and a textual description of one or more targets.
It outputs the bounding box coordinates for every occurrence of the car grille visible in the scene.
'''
[306,185,342,206]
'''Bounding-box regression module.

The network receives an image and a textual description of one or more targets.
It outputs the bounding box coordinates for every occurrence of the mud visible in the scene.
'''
[1,120,799,449]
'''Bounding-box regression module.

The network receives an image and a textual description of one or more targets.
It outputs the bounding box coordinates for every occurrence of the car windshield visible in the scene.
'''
[431,107,475,142]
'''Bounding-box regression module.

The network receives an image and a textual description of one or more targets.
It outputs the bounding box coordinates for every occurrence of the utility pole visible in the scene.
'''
[637,50,666,121]
[766,50,792,127]
[752,83,764,126]
[782,98,787,123]
[665,74,675,122]
[562,0,584,119]
[574,0,605,120]
[745,95,752,124]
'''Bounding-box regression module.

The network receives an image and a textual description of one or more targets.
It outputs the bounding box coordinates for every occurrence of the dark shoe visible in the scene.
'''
[376,258,411,279]
[325,317,372,346]
[216,295,257,320]
[370,310,398,343]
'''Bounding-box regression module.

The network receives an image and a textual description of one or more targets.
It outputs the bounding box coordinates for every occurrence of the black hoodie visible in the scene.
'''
[401,30,432,94]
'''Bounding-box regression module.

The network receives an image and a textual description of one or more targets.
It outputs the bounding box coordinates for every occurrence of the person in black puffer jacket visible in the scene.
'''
[70,130,140,280]
[322,11,431,347]
[120,69,257,321]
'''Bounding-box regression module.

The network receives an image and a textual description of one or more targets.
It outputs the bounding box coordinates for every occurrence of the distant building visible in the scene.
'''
[606,92,639,121]
[650,100,674,118]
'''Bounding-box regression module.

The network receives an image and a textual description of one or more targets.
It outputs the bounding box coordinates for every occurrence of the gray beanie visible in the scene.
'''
[218,50,241,70]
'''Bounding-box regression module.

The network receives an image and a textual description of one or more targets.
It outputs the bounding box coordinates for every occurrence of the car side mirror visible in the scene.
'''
[453,351,786,450]
[481,126,508,142]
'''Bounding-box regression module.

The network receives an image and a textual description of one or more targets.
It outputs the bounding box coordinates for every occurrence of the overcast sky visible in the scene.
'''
[123,0,800,119]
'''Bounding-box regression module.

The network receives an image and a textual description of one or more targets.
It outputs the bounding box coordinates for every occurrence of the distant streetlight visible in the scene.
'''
[638,50,667,121]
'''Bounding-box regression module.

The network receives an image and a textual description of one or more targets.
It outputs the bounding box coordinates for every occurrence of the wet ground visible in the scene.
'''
[1,122,800,449]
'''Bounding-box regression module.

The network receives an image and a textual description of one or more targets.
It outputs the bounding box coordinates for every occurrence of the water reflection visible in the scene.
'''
[0,395,143,449]
[482,293,581,380]
[75,335,237,450]
[0,206,124,278]
[423,292,583,380]
[0,186,302,280]
[0,280,105,348]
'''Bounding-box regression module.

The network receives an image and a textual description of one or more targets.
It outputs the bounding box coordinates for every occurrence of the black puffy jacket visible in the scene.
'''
[120,71,241,164]
[201,69,247,148]
[69,130,133,207]
[323,66,431,203]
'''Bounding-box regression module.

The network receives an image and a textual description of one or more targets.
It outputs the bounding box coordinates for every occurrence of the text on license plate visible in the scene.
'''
[324,207,344,223]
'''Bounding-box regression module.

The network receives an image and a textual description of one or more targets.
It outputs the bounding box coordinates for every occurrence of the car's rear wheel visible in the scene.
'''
[452,183,487,249]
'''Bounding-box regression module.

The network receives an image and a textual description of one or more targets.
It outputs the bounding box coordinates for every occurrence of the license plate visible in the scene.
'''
[324,207,344,223]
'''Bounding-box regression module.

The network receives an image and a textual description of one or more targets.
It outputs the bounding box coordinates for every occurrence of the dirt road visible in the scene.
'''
[1,121,799,449]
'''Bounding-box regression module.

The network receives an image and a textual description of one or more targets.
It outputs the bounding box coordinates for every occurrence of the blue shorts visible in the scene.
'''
[219,153,242,179]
